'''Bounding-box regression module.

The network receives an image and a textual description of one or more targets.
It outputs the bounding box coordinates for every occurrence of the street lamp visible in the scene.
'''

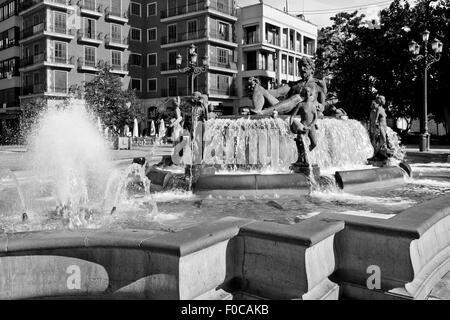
[176,44,209,95]
[408,30,444,152]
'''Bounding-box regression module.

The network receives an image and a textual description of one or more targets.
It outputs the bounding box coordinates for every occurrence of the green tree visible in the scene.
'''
[84,62,144,134]
[17,97,48,144]
[316,0,449,133]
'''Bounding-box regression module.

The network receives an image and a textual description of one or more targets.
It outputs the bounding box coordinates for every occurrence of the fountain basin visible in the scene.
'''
[1,194,450,300]
[335,166,410,191]
[194,173,310,192]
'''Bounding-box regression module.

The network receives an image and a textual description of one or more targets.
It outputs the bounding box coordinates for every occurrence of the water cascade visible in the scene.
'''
[202,117,374,172]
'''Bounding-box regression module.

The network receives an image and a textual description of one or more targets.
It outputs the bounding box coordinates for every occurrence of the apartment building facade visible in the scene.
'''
[236,2,318,113]
[125,0,238,128]
[18,0,131,103]
[0,0,318,140]
[0,0,20,136]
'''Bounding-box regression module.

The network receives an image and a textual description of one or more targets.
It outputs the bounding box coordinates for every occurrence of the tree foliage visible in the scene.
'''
[84,62,144,134]
[316,0,450,132]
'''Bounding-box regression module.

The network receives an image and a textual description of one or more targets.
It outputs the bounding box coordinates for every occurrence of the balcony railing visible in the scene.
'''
[160,1,236,19]
[111,63,128,72]
[208,0,235,16]
[209,28,233,43]
[243,33,259,45]
[160,62,178,71]
[77,30,100,40]
[105,6,128,21]
[77,57,97,69]
[19,0,71,11]
[21,54,74,67]
[265,35,280,47]
[209,87,234,96]
[209,56,235,69]
[105,34,129,47]
[0,39,19,51]
[161,29,207,45]
[21,22,73,40]
[22,83,46,95]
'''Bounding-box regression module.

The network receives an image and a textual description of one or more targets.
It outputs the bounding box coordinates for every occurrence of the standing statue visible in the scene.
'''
[247,57,327,116]
[368,95,393,161]
[289,82,318,167]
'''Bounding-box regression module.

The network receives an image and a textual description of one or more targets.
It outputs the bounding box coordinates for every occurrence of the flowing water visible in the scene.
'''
[0,103,448,233]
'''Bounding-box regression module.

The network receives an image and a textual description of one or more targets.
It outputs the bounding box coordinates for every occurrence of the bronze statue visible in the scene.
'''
[289,82,319,166]
[247,57,327,116]
[368,95,393,161]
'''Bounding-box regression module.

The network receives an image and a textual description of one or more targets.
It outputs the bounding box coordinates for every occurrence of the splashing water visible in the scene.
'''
[0,169,28,220]
[203,117,375,172]
[107,163,158,215]
[27,100,113,227]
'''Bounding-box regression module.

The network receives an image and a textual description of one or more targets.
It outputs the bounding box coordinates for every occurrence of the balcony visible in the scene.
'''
[104,34,129,49]
[77,57,99,72]
[22,83,46,95]
[209,87,235,97]
[20,23,75,42]
[104,7,128,23]
[208,57,237,73]
[160,88,181,97]
[160,62,178,72]
[19,0,74,15]
[22,83,69,96]
[20,53,75,71]
[209,28,236,47]
[243,33,260,45]
[160,1,236,21]
[161,29,207,47]
[77,30,103,45]
[78,0,103,18]
[110,63,128,76]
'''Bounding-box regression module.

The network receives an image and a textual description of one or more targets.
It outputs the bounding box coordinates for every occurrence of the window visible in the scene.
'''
[111,0,122,16]
[54,41,66,63]
[131,28,141,41]
[111,50,121,67]
[147,28,157,41]
[148,78,157,92]
[84,46,96,66]
[53,12,67,33]
[187,20,197,40]
[131,78,141,91]
[168,24,177,42]
[168,51,177,68]
[111,24,122,41]
[84,18,96,38]
[130,54,142,67]
[168,77,177,96]
[147,53,157,66]
[130,2,141,16]
[54,70,67,93]
[33,73,40,85]
[147,2,156,16]
[217,48,229,64]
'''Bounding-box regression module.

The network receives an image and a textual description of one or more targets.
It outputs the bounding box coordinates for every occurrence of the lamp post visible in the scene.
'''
[408,30,444,152]
[176,44,209,95]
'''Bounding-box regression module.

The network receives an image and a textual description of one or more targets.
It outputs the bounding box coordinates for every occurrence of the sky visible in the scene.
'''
[235,0,415,27]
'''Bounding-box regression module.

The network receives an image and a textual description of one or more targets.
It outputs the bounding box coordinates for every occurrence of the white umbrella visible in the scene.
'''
[159,120,166,137]
[150,120,156,136]
[133,118,139,137]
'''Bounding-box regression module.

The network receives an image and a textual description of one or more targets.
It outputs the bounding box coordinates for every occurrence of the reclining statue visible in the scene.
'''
[247,57,327,116]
